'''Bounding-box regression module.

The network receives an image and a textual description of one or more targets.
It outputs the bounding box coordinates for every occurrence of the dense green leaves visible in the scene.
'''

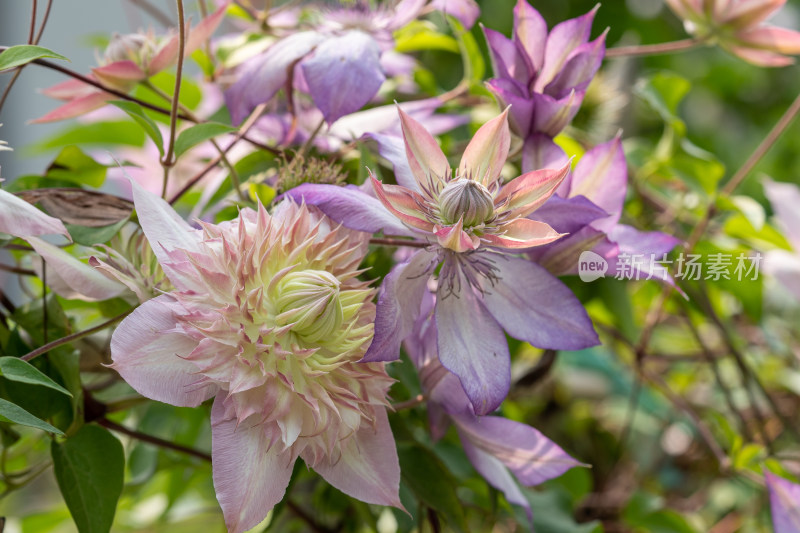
[0,45,68,71]
[52,425,125,533]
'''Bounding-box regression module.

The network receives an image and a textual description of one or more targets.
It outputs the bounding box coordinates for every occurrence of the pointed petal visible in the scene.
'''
[766,471,800,533]
[386,0,428,30]
[482,256,599,350]
[302,30,386,124]
[435,279,509,415]
[458,108,511,186]
[363,250,438,362]
[0,188,69,239]
[371,177,436,233]
[149,34,181,76]
[764,178,800,251]
[485,78,534,138]
[309,408,402,508]
[185,2,229,55]
[455,414,583,486]
[495,159,571,219]
[211,397,295,533]
[736,25,800,54]
[483,218,563,250]
[28,237,126,301]
[665,0,702,20]
[31,91,114,123]
[110,294,219,406]
[435,219,480,252]
[520,134,569,173]
[726,44,794,66]
[543,32,606,99]
[41,78,97,100]
[535,5,599,91]
[567,136,627,227]
[513,0,548,74]
[532,89,584,137]
[529,194,609,234]
[528,225,609,276]
[482,26,524,83]
[91,61,145,91]
[398,105,450,191]
[283,183,416,237]
[720,0,786,28]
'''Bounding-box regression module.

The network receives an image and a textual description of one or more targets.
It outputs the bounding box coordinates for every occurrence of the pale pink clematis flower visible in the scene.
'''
[666,0,800,66]
[110,183,401,533]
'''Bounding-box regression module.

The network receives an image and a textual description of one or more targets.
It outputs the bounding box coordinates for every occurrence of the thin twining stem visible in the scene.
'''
[161,0,187,199]
[98,418,212,462]
[605,38,702,58]
[369,237,430,248]
[21,309,132,362]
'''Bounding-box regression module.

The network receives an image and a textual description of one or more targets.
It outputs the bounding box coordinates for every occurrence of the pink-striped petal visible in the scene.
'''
[31,91,114,123]
[91,61,145,91]
[211,397,295,533]
[458,107,511,186]
[185,2,229,56]
[495,159,571,219]
[110,294,219,406]
[483,218,563,250]
[149,35,180,76]
[435,219,480,252]
[370,176,435,232]
[41,78,97,100]
[307,408,403,508]
[398,106,450,192]
[0,188,69,239]
[736,25,800,54]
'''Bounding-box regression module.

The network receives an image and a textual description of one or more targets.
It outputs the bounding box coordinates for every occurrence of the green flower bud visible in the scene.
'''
[438,179,495,227]
[275,269,345,343]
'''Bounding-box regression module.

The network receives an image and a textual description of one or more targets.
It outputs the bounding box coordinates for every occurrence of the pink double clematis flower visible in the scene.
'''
[666,0,800,66]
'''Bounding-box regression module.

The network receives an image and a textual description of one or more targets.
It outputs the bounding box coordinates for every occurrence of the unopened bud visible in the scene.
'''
[275,270,344,342]
[438,179,495,227]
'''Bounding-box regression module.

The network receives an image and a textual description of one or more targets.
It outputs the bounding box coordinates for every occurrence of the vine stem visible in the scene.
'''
[605,38,701,58]
[369,237,429,248]
[98,418,212,462]
[20,309,132,362]
[392,394,426,411]
[161,0,187,199]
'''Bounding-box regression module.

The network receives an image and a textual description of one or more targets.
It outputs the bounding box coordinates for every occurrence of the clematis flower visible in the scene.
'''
[33,4,227,123]
[484,0,606,170]
[286,108,599,415]
[528,137,681,284]
[431,0,481,29]
[0,187,69,241]
[665,0,800,66]
[765,471,800,532]
[110,183,401,533]
[404,290,583,520]
[763,178,800,300]
[224,0,425,125]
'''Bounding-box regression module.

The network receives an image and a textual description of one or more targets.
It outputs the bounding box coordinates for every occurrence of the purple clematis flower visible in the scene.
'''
[483,0,606,171]
[225,0,425,125]
[404,290,584,520]
[529,136,681,284]
[765,470,800,532]
[286,108,599,415]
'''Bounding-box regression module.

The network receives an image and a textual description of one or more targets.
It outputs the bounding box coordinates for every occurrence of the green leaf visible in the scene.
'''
[174,122,237,157]
[0,357,72,397]
[635,71,690,134]
[448,16,485,83]
[394,21,460,53]
[28,121,146,154]
[248,183,276,205]
[46,146,107,188]
[397,442,468,533]
[110,101,164,157]
[65,217,128,246]
[52,425,125,533]
[0,45,69,71]
[0,398,64,434]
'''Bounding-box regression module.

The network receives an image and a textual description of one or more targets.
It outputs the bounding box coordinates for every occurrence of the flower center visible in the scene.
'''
[438,179,495,227]
[104,33,153,66]
[274,269,345,343]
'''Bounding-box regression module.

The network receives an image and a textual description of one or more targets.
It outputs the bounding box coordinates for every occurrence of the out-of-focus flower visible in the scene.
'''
[666,0,800,66]
[110,182,401,533]
[225,0,425,125]
[286,109,599,415]
[484,0,606,170]
[33,4,228,123]
[431,0,481,29]
[0,123,11,152]
[763,178,800,299]
[404,291,583,520]
[765,470,800,532]
[528,137,681,284]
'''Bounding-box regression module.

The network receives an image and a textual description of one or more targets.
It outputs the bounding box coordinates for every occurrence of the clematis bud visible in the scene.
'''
[274,269,345,342]
[438,179,495,227]
[103,33,154,66]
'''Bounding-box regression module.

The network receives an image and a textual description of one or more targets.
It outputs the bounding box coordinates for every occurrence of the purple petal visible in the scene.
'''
[766,471,800,533]
[110,294,219,406]
[483,26,530,85]
[0,188,69,240]
[529,194,609,234]
[764,178,800,252]
[385,0,428,30]
[543,32,607,99]
[528,225,609,276]
[455,414,583,486]
[485,78,533,138]
[606,225,682,286]
[307,408,403,508]
[566,136,627,228]
[363,249,438,362]
[513,0,548,75]
[282,183,415,237]
[482,255,599,350]
[521,134,568,173]
[368,133,420,191]
[225,31,325,125]
[531,90,585,137]
[302,30,385,124]
[535,6,599,92]
[435,279,510,415]
[211,397,295,533]
[432,0,481,29]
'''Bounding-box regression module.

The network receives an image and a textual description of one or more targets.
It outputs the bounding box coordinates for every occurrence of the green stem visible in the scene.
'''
[605,38,701,58]
[160,0,187,199]
[21,309,132,362]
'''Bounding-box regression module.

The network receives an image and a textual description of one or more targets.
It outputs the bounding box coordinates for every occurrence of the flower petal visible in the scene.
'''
[363,249,438,362]
[282,183,416,237]
[308,408,403,508]
[520,134,569,173]
[528,225,609,276]
[31,91,114,123]
[184,2,229,56]
[28,237,126,301]
[483,218,563,250]
[726,44,794,66]
[534,5,599,92]
[565,135,627,228]
[719,0,785,28]
[765,178,800,252]
[485,78,534,138]
[455,414,583,486]
[435,219,480,252]
[211,397,296,533]
[736,25,800,54]
[110,294,219,406]
[765,470,800,533]
[513,0,548,74]
[41,79,97,100]
[458,108,511,186]
[764,250,800,300]
[529,194,609,234]
[398,106,451,191]
[302,30,386,124]
[435,279,509,415]
[90,61,145,91]
[532,89,584,137]
[432,0,481,29]
[543,32,606,99]
[482,26,526,83]
[0,188,69,239]
[371,177,436,233]
[495,159,571,219]
[482,255,599,350]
